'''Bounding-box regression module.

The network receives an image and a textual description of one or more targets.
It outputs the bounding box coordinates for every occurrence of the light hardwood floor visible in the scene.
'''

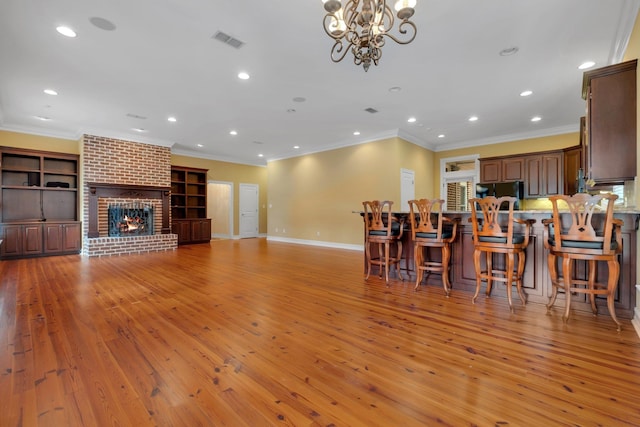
[1,238,639,426]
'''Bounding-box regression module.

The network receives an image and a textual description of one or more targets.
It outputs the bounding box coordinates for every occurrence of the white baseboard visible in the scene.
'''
[266,236,363,251]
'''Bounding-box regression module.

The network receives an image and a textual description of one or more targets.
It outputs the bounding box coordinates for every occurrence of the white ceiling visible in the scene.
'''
[0,0,638,166]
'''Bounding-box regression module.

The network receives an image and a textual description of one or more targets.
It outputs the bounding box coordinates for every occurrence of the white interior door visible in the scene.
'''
[239,183,259,238]
[400,168,415,212]
[207,181,233,238]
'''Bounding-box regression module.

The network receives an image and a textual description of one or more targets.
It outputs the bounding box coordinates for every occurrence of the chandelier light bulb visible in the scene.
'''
[329,10,347,34]
[322,0,342,13]
[394,0,416,19]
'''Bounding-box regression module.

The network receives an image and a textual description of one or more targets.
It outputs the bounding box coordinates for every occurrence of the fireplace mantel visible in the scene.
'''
[87,183,170,238]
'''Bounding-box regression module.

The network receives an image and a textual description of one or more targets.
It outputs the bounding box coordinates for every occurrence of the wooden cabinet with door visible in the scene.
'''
[582,59,637,184]
[524,152,563,198]
[44,222,81,254]
[171,166,212,244]
[563,145,584,195]
[479,157,524,183]
[0,147,80,258]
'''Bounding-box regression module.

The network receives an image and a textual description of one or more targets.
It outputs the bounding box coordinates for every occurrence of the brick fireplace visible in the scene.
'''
[82,135,177,256]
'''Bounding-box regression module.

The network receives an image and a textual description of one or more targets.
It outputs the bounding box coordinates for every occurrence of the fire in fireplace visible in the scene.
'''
[108,202,154,237]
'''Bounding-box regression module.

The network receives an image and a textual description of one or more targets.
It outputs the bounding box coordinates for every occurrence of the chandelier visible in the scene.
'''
[321,0,417,71]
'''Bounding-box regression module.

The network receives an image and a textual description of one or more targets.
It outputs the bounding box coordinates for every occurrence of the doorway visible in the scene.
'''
[239,183,259,238]
[207,181,233,239]
[440,155,479,211]
[400,168,415,212]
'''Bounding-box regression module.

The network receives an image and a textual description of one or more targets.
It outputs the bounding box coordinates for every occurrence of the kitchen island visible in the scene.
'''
[363,210,639,319]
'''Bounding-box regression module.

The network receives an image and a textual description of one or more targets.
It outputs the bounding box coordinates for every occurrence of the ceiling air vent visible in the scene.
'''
[213,31,245,49]
[126,113,147,120]
[364,107,378,114]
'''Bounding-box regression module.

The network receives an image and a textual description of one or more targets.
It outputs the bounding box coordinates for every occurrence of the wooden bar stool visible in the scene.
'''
[408,199,460,296]
[362,200,404,285]
[469,196,535,312]
[542,193,623,330]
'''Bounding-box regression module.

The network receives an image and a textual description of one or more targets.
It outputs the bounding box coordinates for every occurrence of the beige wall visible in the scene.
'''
[171,154,268,236]
[0,130,80,154]
[267,137,434,246]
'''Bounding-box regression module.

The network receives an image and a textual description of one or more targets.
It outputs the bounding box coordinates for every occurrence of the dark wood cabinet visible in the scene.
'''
[44,222,81,254]
[524,152,563,198]
[171,166,211,244]
[481,150,563,198]
[0,222,81,258]
[563,145,584,195]
[479,157,524,183]
[479,159,502,183]
[582,60,637,184]
[171,219,211,244]
[502,157,525,182]
[0,147,80,258]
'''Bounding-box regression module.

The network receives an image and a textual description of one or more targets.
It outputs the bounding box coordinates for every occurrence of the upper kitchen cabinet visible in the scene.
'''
[582,60,637,184]
[479,157,525,183]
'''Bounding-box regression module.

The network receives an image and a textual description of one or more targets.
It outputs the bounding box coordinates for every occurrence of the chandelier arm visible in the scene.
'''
[323,15,347,40]
[330,40,354,63]
[383,20,417,45]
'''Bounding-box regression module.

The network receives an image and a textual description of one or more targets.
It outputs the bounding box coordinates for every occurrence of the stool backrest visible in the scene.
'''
[469,196,520,249]
[548,193,620,256]
[407,198,444,240]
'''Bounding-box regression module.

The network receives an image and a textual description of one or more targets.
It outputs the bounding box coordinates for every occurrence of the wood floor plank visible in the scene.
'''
[1,238,640,426]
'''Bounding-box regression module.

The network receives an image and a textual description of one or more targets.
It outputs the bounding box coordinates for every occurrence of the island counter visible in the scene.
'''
[361,210,639,319]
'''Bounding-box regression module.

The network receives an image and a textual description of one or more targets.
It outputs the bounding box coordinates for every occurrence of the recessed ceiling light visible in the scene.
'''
[531,116,542,122]
[44,89,58,96]
[34,116,51,121]
[407,117,417,123]
[292,97,306,103]
[229,130,238,135]
[132,128,146,132]
[353,131,361,136]
[520,90,533,97]
[388,86,402,93]
[197,144,203,148]
[438,134,445,138]
[468,116,478,122]
[293,145,300,149]
[258,154,264,157]
[499,46,519,56]
[578,61,596,70]
[238,72,250,80]
[167,116,177,122]
[56,26,77,38]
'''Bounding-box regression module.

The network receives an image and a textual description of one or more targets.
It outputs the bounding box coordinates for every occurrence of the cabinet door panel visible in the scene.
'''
[1,225,23,256]
[480,160,501,183]
[586,62,636,182]
[525,156,542,198]
[23,225,43,254]
[63,223,81,252]
[502,158,524,181]
[44,224,62,253]
[543,154,562,196]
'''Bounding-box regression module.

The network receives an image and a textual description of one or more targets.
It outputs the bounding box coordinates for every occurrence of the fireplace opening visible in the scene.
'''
[108,202,154,237]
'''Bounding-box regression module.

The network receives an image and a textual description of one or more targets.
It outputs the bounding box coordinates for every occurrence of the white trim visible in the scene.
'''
[633,284,640,338]
[432,124,578,152]
[609,0,640,63]
[267,236,363,251]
